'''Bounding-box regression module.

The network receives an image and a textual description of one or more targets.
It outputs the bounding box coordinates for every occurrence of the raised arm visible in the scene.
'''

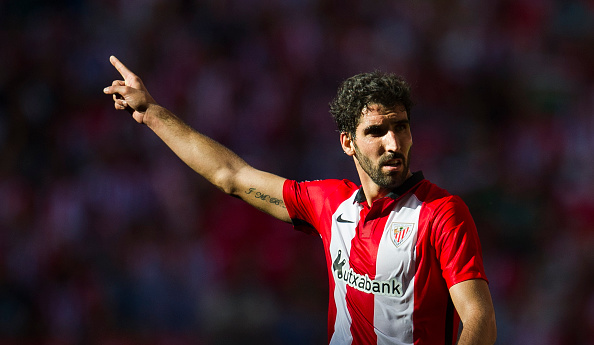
[103,56,290,222]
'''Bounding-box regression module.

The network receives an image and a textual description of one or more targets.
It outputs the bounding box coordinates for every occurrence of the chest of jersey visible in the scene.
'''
[328,192,423,297]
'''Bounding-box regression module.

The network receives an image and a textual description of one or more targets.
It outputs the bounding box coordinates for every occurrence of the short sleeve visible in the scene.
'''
[283,179,358,236]
[433,196,488,288]
[283,179,318,235]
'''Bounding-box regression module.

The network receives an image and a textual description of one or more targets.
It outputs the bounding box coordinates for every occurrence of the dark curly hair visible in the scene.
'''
[329,71,413,137]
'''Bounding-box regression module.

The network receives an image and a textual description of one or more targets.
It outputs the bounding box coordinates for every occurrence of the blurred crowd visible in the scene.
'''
[1,0,594,344]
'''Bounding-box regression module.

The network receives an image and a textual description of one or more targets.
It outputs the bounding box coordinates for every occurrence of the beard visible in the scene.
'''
[353,143,411,190]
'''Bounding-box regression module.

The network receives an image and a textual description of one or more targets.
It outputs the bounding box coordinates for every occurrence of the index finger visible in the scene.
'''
[109,55,135,80]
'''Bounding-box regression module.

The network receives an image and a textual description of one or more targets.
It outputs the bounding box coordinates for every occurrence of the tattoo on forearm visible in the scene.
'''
[245,187,286,208]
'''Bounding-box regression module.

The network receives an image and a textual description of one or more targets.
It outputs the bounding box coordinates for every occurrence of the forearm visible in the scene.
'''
[144,104,248,195]
[104,56,289,221]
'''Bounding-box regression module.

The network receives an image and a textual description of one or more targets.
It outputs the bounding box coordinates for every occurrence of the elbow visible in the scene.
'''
[217,183,235,196]
[211,168,239,196]
[479,309,497,345]
[460,308,497,345]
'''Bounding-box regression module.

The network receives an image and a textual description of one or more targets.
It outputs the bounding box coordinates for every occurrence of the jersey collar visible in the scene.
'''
[354,171,425,204]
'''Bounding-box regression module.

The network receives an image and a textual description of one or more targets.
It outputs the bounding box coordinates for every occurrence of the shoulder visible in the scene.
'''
[283,178,360,216]
[285,178,358,198]
[413,179,454,206]
[283,179,359,234]
[413,179,472,223]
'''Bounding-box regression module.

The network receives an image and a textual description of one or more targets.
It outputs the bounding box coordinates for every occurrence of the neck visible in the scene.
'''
[358,169,413,207]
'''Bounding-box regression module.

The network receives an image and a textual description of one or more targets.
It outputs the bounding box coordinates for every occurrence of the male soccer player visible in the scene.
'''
[104,56,496,345]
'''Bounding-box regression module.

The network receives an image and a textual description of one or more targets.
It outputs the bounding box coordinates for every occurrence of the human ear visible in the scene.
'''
[340,132,356,156]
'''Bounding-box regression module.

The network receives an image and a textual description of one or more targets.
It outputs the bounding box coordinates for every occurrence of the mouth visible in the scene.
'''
[381,158,403,172]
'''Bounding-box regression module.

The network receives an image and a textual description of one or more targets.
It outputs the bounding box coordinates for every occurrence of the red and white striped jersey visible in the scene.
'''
[283,172,487,345]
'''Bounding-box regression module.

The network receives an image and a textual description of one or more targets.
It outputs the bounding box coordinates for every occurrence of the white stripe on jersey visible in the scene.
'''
[374,195,422,345]
[329,191,359,345]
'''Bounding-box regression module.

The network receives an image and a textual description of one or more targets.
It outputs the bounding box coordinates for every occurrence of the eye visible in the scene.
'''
[394,121,410,132]
[364,125,386,137]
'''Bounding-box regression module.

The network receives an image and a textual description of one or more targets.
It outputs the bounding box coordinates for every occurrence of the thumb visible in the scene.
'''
[103,84,127,96]
[103,84,131,103]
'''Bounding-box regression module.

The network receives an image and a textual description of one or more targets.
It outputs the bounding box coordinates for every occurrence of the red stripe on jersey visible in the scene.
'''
[347,201,394,345]
[326,249,338,344]
[282,179,363,344]
[413,190,476,344]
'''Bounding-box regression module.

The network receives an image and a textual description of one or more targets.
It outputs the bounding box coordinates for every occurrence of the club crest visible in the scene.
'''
[390,222,414,247]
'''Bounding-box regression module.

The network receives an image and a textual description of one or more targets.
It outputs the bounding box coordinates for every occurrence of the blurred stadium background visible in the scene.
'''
[1,0,593,344]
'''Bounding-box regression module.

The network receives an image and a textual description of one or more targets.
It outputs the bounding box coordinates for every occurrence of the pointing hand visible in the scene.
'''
[103,56,156,124]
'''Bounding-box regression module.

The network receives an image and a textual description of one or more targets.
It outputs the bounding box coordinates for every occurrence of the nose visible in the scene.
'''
[383,130,400,152]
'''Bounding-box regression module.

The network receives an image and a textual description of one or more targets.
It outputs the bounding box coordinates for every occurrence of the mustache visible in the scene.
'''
[379,152,406,166]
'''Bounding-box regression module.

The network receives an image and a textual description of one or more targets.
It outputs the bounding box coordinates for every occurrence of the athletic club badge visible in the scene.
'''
[390,222,414,247]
